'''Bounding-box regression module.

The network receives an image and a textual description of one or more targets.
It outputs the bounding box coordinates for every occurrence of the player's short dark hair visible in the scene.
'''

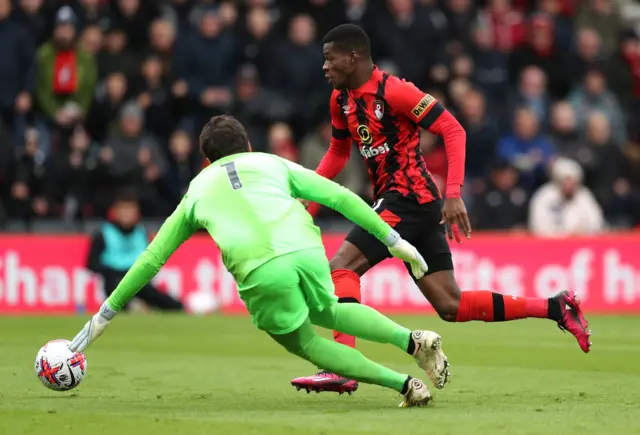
[323,24,371,57]
[199,115,250,162]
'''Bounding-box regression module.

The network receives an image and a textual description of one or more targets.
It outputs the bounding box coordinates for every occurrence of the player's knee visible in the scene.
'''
[328,255,352,271]
[434,301,459,322]
[329,252,370,275]
[430,286,461,323]
[283,340,310,359]
[329,243,371,275]
[288,346,309,359]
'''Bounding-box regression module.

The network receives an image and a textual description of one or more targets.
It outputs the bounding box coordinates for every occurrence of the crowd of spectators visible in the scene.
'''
[0,0,639,235]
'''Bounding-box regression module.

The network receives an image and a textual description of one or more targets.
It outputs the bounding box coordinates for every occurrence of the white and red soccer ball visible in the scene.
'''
[35,339,87,391]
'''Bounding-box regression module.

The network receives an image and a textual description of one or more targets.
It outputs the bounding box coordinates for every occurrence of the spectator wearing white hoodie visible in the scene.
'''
[529,157,605,237]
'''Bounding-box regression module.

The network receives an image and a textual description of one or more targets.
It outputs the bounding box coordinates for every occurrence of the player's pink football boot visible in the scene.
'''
[554,290,592,353]
[291,372,358,395]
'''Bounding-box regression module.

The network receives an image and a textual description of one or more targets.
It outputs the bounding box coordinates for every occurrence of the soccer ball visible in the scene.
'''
[35,339,87,391]
[185,291,219,315]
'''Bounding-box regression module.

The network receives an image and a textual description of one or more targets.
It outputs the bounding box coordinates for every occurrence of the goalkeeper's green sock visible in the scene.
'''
[310,302,413,353]
[270,319,409,393]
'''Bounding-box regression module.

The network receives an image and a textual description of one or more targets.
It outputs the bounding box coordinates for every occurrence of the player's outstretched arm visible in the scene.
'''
[69,198,198,352]
[103,198,198,311]
[286,160,428,279]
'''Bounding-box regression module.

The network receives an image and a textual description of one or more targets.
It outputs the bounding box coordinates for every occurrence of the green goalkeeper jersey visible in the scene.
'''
[105,152,394,311]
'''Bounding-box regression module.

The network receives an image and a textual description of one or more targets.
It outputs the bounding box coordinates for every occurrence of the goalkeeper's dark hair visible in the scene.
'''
[323,24,371,58]
[199,115,250,162]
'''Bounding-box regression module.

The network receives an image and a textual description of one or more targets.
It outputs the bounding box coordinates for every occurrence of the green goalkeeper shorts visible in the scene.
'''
[238,248,338,335]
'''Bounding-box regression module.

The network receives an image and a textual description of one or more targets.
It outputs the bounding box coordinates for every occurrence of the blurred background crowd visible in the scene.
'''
[0,0,639,236]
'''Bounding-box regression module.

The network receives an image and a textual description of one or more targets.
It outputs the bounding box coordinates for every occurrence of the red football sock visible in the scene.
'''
[331,269,361,348]
[455,290,550,322]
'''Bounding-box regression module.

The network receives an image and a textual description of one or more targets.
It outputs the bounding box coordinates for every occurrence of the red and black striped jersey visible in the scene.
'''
[326,66,452,204]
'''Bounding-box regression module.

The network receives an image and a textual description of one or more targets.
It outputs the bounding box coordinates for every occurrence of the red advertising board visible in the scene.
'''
[0,234,639,314]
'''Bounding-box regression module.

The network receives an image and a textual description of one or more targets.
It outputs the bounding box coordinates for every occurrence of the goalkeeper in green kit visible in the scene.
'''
[69,115,450,407]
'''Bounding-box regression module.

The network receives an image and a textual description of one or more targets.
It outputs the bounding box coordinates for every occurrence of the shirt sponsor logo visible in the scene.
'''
[360,143,390,159]
[357,125,372,145]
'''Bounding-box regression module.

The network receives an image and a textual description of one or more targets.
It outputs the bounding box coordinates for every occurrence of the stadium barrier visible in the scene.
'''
[0,233,639,314]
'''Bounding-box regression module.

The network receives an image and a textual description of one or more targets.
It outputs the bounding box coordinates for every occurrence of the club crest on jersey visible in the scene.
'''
[372,100,384,120]
[357,125,372,145]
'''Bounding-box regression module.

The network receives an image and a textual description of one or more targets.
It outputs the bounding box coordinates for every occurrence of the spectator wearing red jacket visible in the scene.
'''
[476,0,526,53]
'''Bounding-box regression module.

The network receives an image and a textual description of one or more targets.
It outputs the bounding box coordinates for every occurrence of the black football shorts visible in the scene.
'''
[345,192,453,280]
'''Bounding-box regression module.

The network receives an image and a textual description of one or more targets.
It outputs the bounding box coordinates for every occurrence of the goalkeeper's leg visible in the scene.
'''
[309,303,450,390]
[269,318,431,406]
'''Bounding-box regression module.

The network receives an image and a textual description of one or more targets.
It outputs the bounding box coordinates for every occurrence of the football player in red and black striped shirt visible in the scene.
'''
[291,24,591,395]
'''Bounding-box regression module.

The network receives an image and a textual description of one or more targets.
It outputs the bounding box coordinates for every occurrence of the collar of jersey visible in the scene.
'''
[210,152,253,166]
[349,65,383,95]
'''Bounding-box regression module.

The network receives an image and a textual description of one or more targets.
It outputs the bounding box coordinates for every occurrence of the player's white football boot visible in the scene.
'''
[399,377,432,408]
[409,330,450,389]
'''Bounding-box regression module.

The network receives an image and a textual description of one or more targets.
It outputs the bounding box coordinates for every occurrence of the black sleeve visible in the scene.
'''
[86,231,106,274]
[332,125,350,140]
[417,101,445,130]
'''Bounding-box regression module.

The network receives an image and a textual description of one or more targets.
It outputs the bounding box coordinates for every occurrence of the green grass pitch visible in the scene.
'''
[1,314,639,435]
